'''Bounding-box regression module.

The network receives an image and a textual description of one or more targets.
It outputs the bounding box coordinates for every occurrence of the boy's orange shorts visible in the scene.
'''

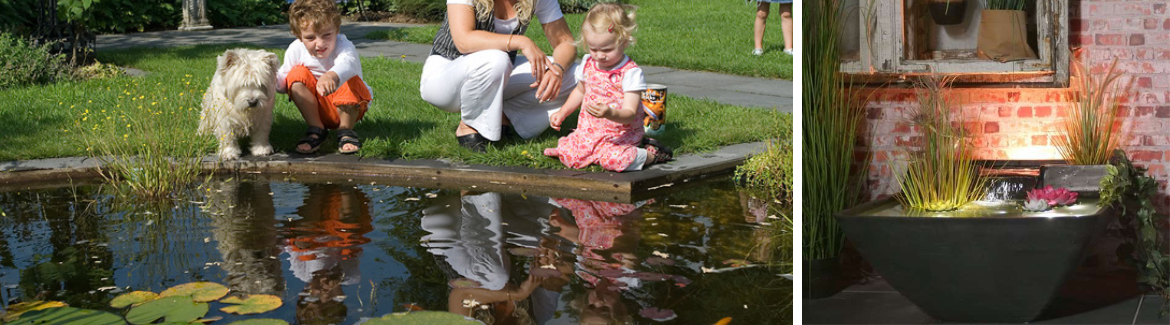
[285,65,371,129]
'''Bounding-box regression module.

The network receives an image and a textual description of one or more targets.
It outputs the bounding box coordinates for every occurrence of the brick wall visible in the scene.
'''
[859,1,1170,208]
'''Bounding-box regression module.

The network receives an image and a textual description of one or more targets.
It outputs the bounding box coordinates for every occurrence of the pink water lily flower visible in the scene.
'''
[1026,186,1078,207]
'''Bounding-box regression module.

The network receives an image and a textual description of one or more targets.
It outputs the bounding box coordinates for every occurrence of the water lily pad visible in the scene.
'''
[672,275,692,287]
[361,311,482,324]
[219,295,282,315]
[645,256,675,266]
[159,282,229,302]
[597,268,629,278]
[111,291,159,308]
[448,278,482,289]
[4,301,68,322]
[508,247,539,256]
[638,307,677,322]
[10,307,125,325]
[227,319,290,325]
[126,296,209,324]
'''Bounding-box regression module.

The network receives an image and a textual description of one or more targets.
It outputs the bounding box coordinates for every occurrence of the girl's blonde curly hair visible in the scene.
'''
[581,2,638,45]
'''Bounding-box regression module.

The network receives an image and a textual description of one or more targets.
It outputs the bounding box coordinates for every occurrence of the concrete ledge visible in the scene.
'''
[0,142,766,202]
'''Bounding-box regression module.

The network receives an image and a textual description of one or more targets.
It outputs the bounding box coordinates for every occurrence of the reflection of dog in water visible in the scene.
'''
[203,178,284,295]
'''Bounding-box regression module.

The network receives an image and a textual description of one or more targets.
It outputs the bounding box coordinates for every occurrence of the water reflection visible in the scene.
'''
[0,177,792,325]
[284,183,373,324]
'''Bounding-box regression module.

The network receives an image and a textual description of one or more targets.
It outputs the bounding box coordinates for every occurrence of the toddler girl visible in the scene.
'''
[544,3,672,172]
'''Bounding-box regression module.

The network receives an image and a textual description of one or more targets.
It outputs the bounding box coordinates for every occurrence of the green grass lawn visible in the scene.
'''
[0,44,787,169]
[365,0,792,79]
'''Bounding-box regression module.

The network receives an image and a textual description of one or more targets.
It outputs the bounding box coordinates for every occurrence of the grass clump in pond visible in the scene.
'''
[0,44,783,171]
[896,76,988,212]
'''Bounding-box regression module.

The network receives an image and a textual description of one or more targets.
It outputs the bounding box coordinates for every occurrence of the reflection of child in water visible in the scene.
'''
[282,184,373,325]
[550,199,647,325]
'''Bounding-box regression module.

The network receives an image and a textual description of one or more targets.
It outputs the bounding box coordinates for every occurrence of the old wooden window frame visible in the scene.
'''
[841,0,1069,86]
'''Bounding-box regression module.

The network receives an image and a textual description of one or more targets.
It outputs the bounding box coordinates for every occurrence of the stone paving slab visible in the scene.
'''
[0,141,766,203]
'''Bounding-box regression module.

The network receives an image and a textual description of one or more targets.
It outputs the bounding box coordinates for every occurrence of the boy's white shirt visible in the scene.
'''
[575,54,647,93]
[275,33,371,96]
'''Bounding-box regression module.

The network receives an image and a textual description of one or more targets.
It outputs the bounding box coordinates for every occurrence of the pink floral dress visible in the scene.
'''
[555,56,645,172]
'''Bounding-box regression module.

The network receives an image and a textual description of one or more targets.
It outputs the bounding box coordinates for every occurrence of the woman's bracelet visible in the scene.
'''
[506,34,514,51]
[550,62,565,74]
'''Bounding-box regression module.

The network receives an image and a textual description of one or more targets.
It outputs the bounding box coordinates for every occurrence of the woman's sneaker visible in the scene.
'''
[752,48,764,56]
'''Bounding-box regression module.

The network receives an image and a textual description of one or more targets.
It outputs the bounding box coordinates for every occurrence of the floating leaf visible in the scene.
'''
[508,247,539,257]
[402,303,425,311]
[362,311,481,324]
[630,272,670,281]
[645,256,675,266]
[448,278,482,289]
[159,282,229,302]
[597,268,628,278]
[4,301,68,322]
[10,307,125,325]
[219,295,282,315]
[638,307,677,322]
[722,259,751,268]
[111,291,159,308]
[126,296,208,324]
[227,319,289,325]
[714,317,733,325]
[529,267,561,278]
[672,275,692,288]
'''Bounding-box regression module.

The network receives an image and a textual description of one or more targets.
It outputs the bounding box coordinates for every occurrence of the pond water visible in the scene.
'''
[0,176,791,324]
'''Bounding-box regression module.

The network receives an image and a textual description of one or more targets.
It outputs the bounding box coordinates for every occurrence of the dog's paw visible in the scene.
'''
[250,144,273,157]
[218,146,242,161]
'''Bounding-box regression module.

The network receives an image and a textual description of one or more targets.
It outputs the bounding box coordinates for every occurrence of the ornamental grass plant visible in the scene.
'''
[896,76,988,212]
[803,0,869,260]
[983,0,1026,10]
[1054,51,1131,165]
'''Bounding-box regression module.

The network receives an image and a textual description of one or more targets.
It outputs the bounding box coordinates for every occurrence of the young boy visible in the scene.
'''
[277,0,372,154]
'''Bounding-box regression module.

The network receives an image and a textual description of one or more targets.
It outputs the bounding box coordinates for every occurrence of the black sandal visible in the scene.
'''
[642,137,673,165]
[296,126,327,154]
[337,129,362,154]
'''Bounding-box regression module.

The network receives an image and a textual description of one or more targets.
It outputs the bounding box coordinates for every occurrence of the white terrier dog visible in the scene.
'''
[198,48,280,160]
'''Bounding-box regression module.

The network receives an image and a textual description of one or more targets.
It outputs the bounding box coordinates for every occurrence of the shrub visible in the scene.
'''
[558,0,620,13]
[0,33,73,89]
[208,0,289,28]
[392,0,446,22]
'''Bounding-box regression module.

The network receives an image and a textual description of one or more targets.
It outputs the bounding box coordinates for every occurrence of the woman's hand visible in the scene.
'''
[533,61,564,103]
[516,36,549,87]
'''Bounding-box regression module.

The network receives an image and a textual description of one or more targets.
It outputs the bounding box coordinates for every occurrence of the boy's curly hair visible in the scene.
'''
[288,0,342,37]
[582,2,638,45]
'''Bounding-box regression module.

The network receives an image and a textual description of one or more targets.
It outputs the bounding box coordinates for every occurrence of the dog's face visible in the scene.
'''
[216,49,280,112]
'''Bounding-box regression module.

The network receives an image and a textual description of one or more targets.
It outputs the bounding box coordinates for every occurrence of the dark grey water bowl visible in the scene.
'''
[834,198,1112,322]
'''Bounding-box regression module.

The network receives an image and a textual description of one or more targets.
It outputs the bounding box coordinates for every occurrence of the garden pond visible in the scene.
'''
[0,175,791,324]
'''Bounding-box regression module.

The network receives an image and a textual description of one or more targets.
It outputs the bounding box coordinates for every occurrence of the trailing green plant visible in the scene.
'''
[1099,150,1170,316]
[804,0,870,260]
[896,76,988,211]
[1054,52,1130,165]
[734,116,793,203]
[0,32,74,89]
[983,0,1025,10]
